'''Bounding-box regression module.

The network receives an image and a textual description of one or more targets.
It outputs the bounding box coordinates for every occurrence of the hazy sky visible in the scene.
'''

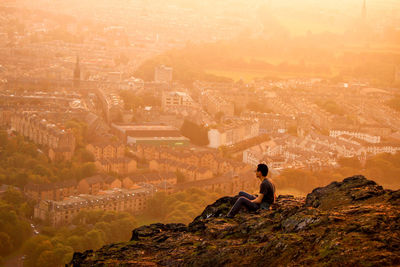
[13,0,400,36]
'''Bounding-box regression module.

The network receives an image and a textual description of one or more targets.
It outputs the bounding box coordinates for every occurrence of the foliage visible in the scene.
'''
[287,126,298,136]
[386,97,400,112]
[141,92,161,107]
[23,210,137,267]
[73,148,95,163]
[0,131,97,187]
[119,90,161,111]
[315,100,344,115]
[120,90,143,111]
[176,170,187,184]
[142,188,220,224]
[180,120,209,146]
[133,49,232,86]
[214,111,224,123]
[65,119,88,148]
[0,188,31,257]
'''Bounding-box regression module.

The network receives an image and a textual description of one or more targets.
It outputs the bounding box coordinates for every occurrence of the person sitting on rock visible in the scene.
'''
[226,163,276,218]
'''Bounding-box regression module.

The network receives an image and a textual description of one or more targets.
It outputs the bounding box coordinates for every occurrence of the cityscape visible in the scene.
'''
[0,0,399,266]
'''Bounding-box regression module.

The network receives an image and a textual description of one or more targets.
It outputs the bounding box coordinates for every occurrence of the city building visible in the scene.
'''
[111,124,189,146]
[208,119,259,148]
[25,180,77,202]
[86,142,125,161]
[329,130,381,143]
[201,91,234,117]
[161,91,193,111]
[11,112,76,161]
[95,157,137,175]
[34,187,151,226]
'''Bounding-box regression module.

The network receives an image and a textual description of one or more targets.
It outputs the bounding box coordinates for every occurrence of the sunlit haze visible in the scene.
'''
[0,0,400,266]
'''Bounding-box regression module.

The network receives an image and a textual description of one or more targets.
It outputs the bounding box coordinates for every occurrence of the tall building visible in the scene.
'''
[155,65,173,83]
[161,91,193,110]
[208,120,259,148]
[73,56,81,88]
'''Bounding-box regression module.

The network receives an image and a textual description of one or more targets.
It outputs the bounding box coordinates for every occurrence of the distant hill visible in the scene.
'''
[133,36,400,85]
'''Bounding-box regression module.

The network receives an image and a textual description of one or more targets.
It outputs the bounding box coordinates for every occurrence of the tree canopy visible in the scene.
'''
[180,120,209,146]
[23,210,137,267]
[142,187,220,224]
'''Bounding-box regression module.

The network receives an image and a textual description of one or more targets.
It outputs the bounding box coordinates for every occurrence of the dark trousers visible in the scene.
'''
[227,191,260,217]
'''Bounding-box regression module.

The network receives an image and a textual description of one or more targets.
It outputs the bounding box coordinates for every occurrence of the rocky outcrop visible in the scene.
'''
[69,175,400,266]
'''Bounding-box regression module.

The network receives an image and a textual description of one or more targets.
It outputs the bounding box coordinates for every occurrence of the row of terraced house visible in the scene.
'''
[86,142,137,175]
[30,173,172,226]
[25,173,177,202]
[34,187,151,226]
[136,144,252,177]
[10,112,76,161]
[30,169,260,226]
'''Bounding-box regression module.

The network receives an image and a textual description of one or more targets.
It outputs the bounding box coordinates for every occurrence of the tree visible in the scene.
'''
[176,170,187,184]
[119,91,143,111]
[2,187,24,206]
[287,126,298,136]
[110,217,136,242]
[83,229,105,250]
[23,237,53,267]
[65,120,87,148]
[0,200,30,254]
[76,162,97,179]
[0,131,8,148]
[53,245,74,266]
[214,111,224,122]
[0,232,12,256]
[141,188,220,225]
[94,222,112,243]
[387,97,400,112]
[33,164,52,177]
[37,250,59,267]
[74,149,95,163]
[145,192,168,219]
[66,235,84,252]
[180,120,209,146]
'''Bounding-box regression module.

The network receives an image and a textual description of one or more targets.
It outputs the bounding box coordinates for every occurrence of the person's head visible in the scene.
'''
[255,163,269,180]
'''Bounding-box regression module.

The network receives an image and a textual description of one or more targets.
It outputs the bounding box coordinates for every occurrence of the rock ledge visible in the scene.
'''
[69,175,400,266]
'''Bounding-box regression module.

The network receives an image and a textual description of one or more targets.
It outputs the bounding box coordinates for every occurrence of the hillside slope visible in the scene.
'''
[69,175,400,266]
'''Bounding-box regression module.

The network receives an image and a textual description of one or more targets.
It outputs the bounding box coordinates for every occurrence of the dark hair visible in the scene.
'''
[257,163,269,177]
